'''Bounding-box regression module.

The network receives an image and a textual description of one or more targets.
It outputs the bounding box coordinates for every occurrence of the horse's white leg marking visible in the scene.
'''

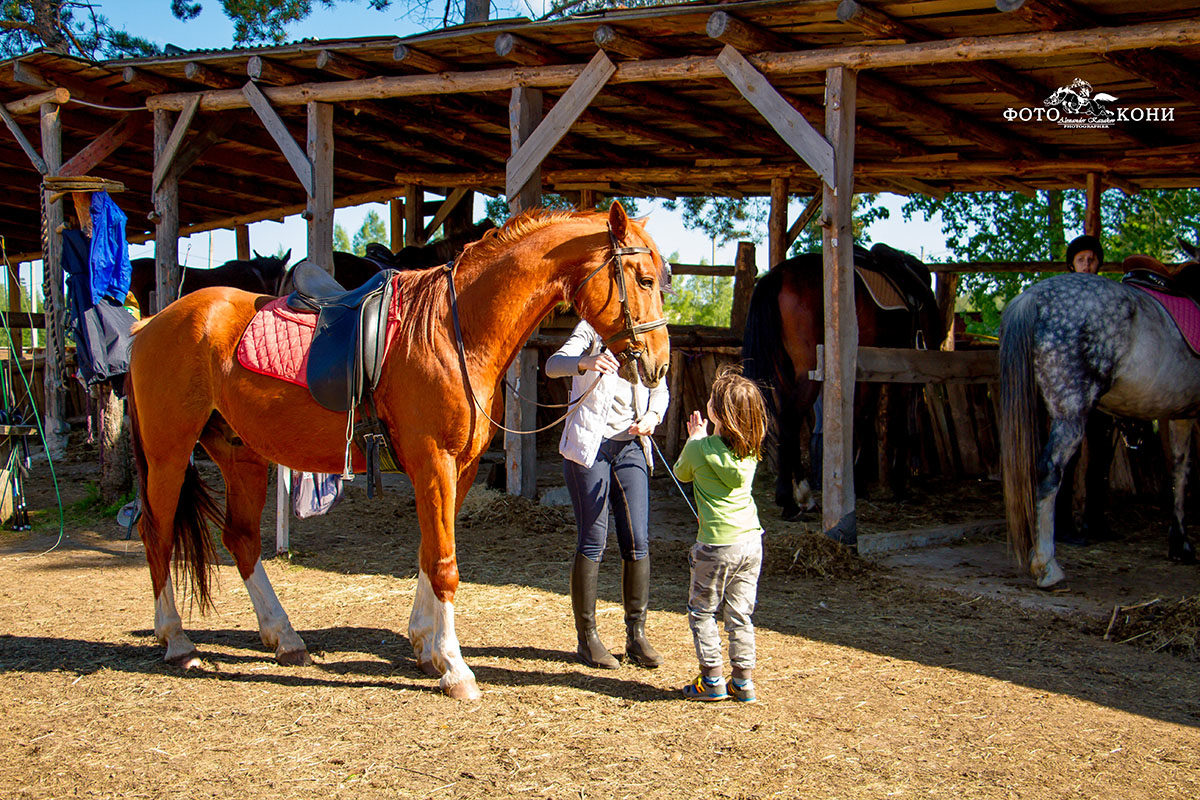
[409,570,479,699]
[244,559,308,661]
[154,581,200,666]
[1033,493,1065,588]
[793,479,817,513]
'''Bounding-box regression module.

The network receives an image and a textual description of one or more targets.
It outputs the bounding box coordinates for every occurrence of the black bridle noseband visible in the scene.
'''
[573,226,668,364]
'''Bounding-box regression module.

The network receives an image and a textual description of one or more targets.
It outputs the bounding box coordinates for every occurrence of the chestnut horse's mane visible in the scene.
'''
[391,207,604,357]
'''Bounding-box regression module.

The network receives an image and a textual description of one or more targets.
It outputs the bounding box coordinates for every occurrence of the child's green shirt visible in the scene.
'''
[672,435,762,545]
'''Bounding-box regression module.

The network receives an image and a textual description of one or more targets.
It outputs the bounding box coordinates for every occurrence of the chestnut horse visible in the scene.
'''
[125,203,669,699]
[742,244,943,520]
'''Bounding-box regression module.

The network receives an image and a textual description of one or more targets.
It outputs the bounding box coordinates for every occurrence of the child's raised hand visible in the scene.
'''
[686,410,709,439]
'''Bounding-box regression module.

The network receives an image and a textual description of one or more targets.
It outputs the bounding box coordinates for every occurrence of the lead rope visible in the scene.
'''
[630,382,699,521]
[445,263,601,435]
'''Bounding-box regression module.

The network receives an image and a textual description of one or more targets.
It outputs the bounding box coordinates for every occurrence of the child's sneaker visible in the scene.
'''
[682,674,728,702]
[729,678,757,703]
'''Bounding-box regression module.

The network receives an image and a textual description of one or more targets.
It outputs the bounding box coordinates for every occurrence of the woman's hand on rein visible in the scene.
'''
[686,410,710,440]
[578,351,620,375]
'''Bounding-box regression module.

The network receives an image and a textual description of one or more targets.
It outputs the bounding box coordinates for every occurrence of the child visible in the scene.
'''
[672,365,767,703]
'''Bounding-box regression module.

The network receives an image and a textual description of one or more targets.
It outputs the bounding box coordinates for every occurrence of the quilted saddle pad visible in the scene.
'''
[1133,285,1200,357]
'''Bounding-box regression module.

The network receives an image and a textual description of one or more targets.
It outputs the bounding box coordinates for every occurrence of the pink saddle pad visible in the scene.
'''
[1135,285,1200,356]
[236,283,404,388]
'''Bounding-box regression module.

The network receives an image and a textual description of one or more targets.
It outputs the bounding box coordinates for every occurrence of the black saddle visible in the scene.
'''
[283,260,401,495]
[286,262,395,413]
[865,242,937,315]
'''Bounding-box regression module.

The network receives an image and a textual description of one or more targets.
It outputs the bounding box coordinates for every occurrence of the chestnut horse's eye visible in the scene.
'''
[637,276,654,289]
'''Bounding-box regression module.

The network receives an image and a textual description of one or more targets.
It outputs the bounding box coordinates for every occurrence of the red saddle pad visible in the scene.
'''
[1135,285,1200,356]
[236,284,404,388]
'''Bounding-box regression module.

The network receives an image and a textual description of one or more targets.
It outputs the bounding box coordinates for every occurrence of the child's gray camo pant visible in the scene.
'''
[687,535,762,672]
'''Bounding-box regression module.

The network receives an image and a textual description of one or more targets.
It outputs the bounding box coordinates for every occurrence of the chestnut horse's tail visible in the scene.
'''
[125,375,222,612]
[998,293,1039,570]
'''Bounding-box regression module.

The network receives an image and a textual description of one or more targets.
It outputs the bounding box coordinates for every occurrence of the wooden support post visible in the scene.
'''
[404,185,421,246]
[579,188,597,210]
[769,177,788,267]
[935,273,959,352]
[730,242,757,334]
[821,66,858,546]
[235,224,250,260]
[1085,172,1102,238]
[7,257,21,358]
[306,102,334,273]
[505,85,544,499]
[152,109,181,312]
[275,466,291,556]
[390,197,403,251]
[40,102,67,457]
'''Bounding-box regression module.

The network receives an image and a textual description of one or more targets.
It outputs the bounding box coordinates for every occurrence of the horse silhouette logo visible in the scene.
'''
[1044,78,1117,122]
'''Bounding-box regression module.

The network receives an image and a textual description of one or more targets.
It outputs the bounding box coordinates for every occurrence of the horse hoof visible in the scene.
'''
[277,649,312,667]
[443,677,481,701]
[167,650,202,670]
[417,659,440,677]
[1035,561,1066,589]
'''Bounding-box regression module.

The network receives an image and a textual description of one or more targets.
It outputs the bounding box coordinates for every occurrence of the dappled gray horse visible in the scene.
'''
[1000,272,1200,588]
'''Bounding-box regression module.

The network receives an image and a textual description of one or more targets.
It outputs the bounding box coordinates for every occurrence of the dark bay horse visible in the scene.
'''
[128,251,290,313]
[742,243,943,519]
[1000,272,1200,587]
[125,203,669,699]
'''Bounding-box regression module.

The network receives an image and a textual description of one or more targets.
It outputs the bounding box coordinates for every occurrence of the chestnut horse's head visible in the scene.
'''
[572,202,671,387]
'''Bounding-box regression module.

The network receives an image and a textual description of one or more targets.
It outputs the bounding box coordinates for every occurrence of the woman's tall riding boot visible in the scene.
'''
[571,552,619,669]
[622,556,663,668]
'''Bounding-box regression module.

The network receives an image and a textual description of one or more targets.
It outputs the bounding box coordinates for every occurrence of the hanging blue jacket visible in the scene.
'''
[88,191,132,306]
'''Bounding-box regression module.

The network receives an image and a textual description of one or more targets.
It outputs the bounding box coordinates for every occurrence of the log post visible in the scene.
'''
[390,197,403,251]
[730,241,757,334]
[7,257,22,359]
[821,66,858,546]
[769,177,788,267]
[1085,172,1102,238]
[579,188,597,210]
[306,102,334,273]
[39,101,68,457]
[935,273,959,352]
[152,109,181,312]
[235,224,250,260]
[505,86,543,499]
[404,185,421,246]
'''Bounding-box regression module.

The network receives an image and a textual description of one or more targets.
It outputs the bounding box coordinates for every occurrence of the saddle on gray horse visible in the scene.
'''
[286,259,401,495]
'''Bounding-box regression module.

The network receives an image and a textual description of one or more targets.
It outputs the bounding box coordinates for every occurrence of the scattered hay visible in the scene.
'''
[1104,594,1200,661]
[761,531,874,579]
[458,488,575,537]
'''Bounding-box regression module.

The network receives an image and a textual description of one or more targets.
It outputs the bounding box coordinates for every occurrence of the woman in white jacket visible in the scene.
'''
[547,320,669,669]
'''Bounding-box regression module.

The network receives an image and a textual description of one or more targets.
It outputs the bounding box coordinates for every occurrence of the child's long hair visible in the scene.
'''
[709,364,768,460]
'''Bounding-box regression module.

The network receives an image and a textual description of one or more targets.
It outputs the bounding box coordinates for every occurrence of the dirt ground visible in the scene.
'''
[2,439,1199,800]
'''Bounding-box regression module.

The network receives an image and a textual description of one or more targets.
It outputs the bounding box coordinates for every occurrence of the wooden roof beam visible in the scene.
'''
[997,0,1200,109]
[316,49,376,80]
[392,43,452,73]
[184,61,241,89]
[122,66,174,94]
[707,11,794,53]
[593,25,667,60]
[247,55,309,86]
[12,61,114,107]
[146,20,1200,112]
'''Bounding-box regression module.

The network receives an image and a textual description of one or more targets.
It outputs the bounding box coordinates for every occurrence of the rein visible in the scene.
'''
[443,224,666,436]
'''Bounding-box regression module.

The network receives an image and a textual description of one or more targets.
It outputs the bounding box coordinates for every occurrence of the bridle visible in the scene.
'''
[572,225,668,366]
[445,223,667,435]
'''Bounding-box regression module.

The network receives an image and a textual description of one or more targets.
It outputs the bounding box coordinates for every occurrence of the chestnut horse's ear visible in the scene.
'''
[608,200,629,241]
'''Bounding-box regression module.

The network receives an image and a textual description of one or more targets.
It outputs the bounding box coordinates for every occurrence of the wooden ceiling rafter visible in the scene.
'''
[183,61,240,89]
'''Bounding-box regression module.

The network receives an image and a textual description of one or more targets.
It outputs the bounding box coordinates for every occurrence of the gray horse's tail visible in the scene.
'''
[998,294,1039,570]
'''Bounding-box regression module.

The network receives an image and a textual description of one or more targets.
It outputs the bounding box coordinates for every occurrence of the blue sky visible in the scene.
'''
[93,1,947,271]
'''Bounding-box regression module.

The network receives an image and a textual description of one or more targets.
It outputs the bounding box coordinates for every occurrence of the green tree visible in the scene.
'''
[1,0,395,57]
[663,197,766,263]
[903,188,1200,335]
[332,224,351,253]
[789,193,890,255]
[483,194,639,226]
[350,209,388,255]
[663,273,733,327]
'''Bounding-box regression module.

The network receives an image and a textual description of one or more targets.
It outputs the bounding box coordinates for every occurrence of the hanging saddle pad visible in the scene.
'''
[1132,285,1200,356]
[855,267,908,312]
[235,291,405,388]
